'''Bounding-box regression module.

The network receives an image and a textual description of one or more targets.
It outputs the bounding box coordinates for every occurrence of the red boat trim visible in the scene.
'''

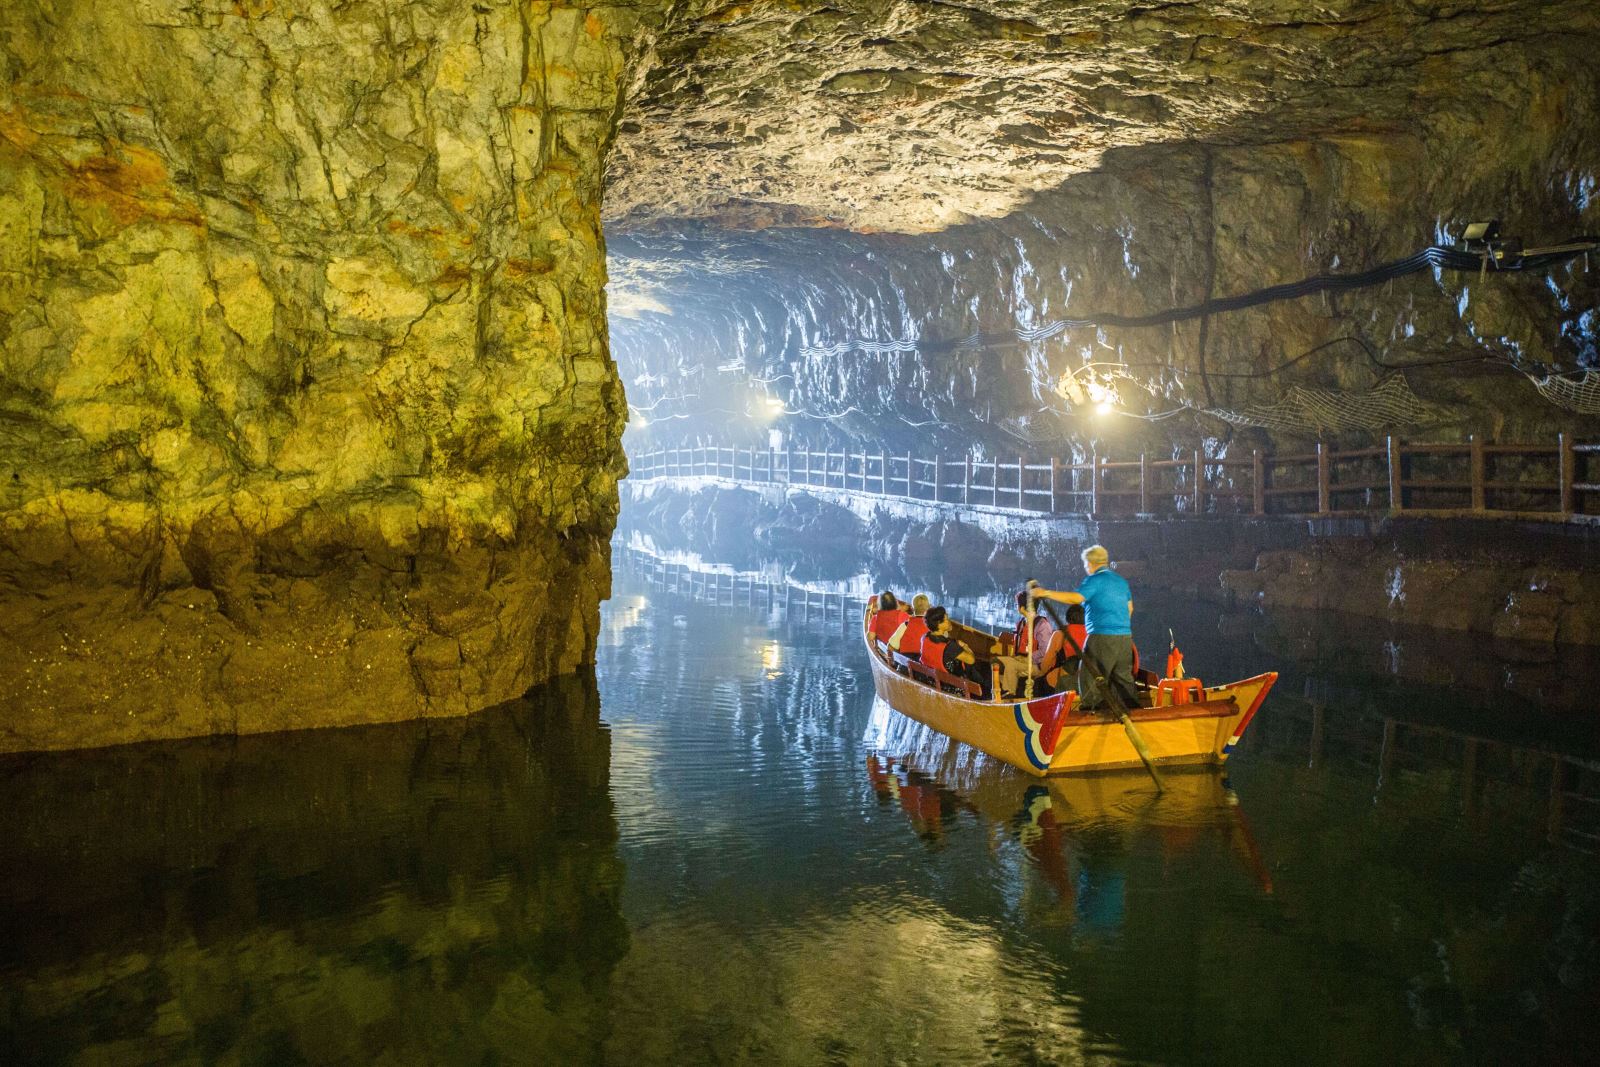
[1222,672,1278,755]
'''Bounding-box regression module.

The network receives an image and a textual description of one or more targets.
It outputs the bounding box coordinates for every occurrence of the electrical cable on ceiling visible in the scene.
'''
[800,236,1600,360]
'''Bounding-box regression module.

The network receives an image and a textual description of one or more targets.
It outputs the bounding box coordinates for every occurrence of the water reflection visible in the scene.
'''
[0,677,624,1066]
[3,536,1599,1065]
[864,720,1277,912]
[607,537,1600,1063]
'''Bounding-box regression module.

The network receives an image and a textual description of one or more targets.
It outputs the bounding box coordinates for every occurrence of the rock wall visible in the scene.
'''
[0,1,642,751]
[609,0,1600,455]
[614,125,1600,457]
[1222,518,1600,648]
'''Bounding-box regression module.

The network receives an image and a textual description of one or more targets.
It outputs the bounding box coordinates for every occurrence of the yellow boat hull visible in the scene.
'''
[866,613,1276,778]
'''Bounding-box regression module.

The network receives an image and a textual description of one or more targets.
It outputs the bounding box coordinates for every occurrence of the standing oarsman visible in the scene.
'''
[1028,544,1137,711]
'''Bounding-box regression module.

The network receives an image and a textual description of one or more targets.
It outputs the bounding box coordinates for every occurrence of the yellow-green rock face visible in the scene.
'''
[0,1,638,751]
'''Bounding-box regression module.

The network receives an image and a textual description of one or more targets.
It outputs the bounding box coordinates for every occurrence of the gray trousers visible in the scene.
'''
[1078,633,1137,709]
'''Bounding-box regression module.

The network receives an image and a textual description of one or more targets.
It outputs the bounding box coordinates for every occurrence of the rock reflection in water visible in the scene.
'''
[0,676,624,1066]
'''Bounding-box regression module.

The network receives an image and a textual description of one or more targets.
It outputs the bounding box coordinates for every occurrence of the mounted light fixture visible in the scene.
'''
[1057,366,1124,416]
[1456,219,1524,275]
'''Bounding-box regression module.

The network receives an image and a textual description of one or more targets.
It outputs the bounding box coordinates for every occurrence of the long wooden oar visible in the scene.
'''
[1037,599,1165,792]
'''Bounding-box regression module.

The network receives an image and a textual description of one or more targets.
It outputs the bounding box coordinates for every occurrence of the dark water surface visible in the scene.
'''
[4,541,1600,1065]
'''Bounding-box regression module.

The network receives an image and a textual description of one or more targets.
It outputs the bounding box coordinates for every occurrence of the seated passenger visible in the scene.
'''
[889,593,931,657]
[919,607,989,697]
[1046,602,1090,688]
[869,591,908,645]
[990,591,1058,697]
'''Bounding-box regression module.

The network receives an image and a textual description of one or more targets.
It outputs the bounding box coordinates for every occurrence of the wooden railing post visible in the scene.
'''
[1017,455,1026,509]
[880,450,889,494]
[1138,453,1150,516]
[1090,449,1101,519]
[906,452,914,497]
[1387,435,1403,512]
[1316,441,1330,515]
[1469,434,1485,512]
[859,451,867,491]
[1251,449,1264,516]
[965,455,973,507]
[933,454,942,503]
[1192,447,1204,515]
[1559,432,1575,517]
[1049,456,1060,513]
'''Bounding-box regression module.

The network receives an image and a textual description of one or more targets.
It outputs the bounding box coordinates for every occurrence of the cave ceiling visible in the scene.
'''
[609,0,1567,235]
[604,0,1600,447]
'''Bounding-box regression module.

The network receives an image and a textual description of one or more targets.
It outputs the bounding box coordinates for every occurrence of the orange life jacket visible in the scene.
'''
[870,608,908,645]
[1061,621,1088,657]
[892,616,929,656]
[919,632,953,671]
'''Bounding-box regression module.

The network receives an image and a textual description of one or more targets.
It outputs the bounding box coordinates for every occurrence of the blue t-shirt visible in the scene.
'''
[1077,569,1132,635]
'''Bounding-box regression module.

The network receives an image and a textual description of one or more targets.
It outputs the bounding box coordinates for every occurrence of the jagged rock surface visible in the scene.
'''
[0,1,642,750]
[609,0,1600,455]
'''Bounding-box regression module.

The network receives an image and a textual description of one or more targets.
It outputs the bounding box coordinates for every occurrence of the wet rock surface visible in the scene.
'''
[609,0,1600,236]
[0,2,639,749]
[610,0,1600,453]
[1222,518,1600,647]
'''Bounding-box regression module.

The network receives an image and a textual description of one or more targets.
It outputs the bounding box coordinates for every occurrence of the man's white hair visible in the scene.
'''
[1081,544,1109,567]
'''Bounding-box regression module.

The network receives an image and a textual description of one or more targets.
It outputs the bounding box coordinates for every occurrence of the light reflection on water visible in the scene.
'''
[603,540,1600,1065]
[1,541,1599,1065]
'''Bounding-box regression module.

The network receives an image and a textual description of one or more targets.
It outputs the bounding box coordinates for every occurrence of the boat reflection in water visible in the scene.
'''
[864,698,1275,932]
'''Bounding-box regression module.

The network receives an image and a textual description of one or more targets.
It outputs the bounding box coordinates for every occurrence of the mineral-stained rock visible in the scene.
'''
[1220,529,1600,647]
[0,1,648,751]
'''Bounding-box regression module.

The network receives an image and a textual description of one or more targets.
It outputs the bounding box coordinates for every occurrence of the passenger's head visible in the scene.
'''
[911,593,930,616]
[924,606,949,633]
[1015,590,1034,614]
[878,591,898,612]
[1081,544,1110,573]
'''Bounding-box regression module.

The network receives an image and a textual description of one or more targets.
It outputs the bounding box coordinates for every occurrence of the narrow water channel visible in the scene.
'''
[3,538,1598,1065]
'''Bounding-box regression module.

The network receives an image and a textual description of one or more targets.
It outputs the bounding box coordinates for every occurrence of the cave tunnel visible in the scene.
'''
[4,2,1600,1063]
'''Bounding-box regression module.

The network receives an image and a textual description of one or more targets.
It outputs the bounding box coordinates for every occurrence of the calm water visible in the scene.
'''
[3,540,1599,1065]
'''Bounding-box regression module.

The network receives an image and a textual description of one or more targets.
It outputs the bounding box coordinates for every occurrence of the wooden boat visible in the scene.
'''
[865,605,1276,777]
